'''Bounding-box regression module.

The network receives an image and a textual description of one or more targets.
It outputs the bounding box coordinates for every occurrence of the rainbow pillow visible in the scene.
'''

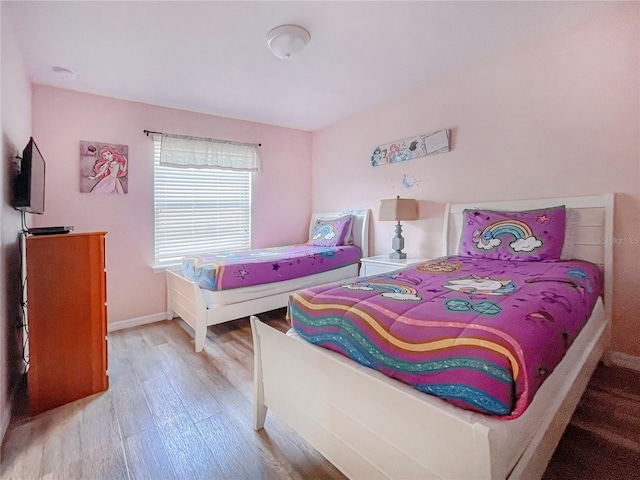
[458,206,566,261]
[309,215,353,247]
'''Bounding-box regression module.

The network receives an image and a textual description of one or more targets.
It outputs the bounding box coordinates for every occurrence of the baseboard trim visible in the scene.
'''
[1,372,26,446]
[607,351,640,372]
[108,312,169,332]
[1,399,11,446]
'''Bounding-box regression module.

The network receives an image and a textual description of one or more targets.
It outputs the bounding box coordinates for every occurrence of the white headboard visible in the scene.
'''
[310,210,371,258]
[442,194,614,320]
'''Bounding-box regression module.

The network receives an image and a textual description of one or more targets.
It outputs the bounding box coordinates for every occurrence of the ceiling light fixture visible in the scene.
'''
[266,25,311,60]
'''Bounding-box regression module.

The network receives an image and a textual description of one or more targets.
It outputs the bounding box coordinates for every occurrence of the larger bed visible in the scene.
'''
[250,194,614,480]
[166,209,370,352]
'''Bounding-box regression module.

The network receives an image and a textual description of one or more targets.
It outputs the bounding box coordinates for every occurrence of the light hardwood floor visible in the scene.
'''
[1,309,639,479]
[1,310,344,480]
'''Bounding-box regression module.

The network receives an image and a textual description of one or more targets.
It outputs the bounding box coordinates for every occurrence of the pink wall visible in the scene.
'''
[1,8,33,442]
[32,88,312,324]
[311,4,640,356]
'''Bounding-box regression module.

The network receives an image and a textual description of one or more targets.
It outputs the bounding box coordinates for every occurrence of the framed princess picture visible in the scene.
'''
[80,141,129,194]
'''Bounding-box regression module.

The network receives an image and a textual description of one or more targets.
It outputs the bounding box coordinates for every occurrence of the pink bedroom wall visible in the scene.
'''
[311,4,640,357]
[31,87,312,325]
[1,8,33,443]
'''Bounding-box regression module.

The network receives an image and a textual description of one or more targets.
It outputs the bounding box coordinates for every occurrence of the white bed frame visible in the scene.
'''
[251,194,614,480]
[166,210,370,352]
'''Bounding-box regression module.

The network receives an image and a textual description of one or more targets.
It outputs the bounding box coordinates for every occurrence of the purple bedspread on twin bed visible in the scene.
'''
[288,256,603,418]
[182,244,361,291]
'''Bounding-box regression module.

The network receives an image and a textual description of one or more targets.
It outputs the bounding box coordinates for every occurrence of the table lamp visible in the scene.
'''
[378,196,418,259]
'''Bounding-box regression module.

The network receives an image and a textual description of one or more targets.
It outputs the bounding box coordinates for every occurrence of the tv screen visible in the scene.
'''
[12,137,45,214]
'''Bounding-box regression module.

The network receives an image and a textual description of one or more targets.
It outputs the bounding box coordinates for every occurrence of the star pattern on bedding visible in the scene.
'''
[237,268,249,279]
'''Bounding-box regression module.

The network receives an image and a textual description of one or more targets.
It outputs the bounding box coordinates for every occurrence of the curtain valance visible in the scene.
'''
[159,133,261,172]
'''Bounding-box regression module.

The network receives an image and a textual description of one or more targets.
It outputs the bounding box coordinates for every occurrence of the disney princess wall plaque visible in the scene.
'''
[371,129,450,167]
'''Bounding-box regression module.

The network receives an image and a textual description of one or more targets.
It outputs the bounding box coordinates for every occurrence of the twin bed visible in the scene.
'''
[250,194,614,479]
[165,209,370,352]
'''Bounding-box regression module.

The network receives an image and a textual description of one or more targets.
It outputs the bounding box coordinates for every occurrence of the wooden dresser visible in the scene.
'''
[26,232,108,414]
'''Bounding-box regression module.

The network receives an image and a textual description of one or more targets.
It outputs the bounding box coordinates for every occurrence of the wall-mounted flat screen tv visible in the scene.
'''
[12,137,45,214]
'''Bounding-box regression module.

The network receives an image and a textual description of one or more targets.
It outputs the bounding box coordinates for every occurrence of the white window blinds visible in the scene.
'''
[153,135,252,265]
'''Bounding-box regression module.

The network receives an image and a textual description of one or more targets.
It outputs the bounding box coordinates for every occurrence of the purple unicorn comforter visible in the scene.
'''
[182,244,361,291]
[289,256,602,418]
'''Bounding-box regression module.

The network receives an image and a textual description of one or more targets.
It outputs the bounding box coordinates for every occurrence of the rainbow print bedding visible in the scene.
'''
[182,244,361,291]
[289,256,602,418]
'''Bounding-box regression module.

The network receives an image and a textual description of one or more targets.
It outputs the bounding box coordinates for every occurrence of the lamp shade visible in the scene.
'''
[379,196,418,221]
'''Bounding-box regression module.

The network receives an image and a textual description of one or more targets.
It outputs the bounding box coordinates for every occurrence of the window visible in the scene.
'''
[153,136,252,266]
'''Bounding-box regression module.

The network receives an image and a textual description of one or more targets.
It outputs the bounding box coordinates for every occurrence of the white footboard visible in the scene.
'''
[166,269,299,353]
[250,316,494,480]
[166,269,209,352]
[167,265,360,353]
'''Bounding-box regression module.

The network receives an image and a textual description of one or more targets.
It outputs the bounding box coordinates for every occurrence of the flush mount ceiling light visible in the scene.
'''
[266,25,311,60]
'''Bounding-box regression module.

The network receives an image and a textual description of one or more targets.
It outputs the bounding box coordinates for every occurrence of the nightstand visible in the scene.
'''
[359,255,432,277]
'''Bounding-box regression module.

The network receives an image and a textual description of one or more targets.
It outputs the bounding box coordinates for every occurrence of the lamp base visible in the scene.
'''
[389,221,407,259]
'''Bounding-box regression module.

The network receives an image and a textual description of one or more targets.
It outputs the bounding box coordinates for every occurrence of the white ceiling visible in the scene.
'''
[4,1,611,132]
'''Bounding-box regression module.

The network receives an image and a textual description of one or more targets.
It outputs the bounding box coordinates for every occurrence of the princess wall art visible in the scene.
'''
[80,141,129,194]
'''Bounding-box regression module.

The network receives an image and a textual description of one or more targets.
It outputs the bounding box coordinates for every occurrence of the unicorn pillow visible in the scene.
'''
[458,206,566,261]
[309,215,353,247]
